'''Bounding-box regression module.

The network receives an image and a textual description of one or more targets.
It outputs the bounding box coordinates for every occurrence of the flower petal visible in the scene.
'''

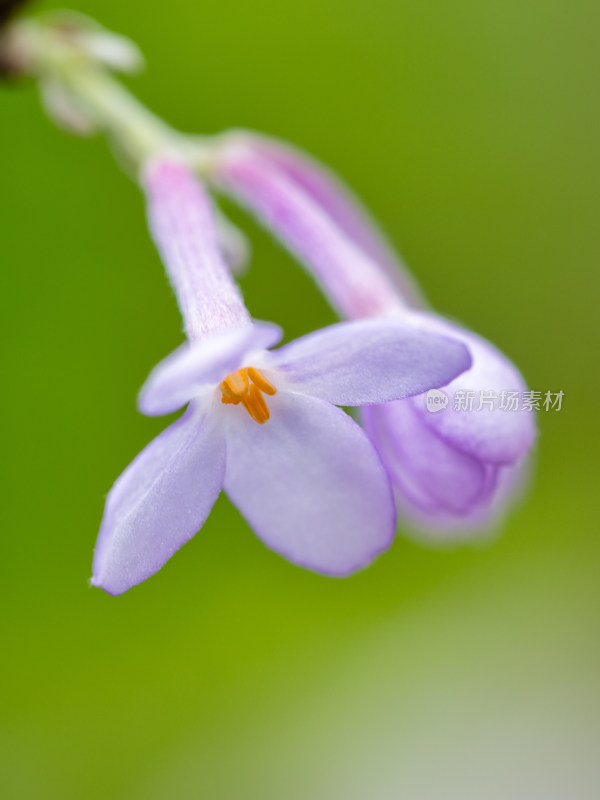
[139,321,282,417]
[92,403,225,595]
[362,401,497,515]
[222,391,396,575]
[264,319,472,406]
[396,460,531,539]
[408,312,536,464]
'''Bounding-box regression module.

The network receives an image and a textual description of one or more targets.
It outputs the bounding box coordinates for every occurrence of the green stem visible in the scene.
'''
[58,63,179,163]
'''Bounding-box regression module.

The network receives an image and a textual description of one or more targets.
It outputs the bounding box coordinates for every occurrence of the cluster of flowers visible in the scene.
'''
[90,134,536,595]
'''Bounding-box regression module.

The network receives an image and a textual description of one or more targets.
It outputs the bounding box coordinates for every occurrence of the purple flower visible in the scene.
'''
[92,160,471,594]
[211,136,536,534]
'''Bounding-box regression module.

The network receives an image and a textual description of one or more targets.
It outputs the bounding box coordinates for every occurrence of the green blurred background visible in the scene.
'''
[1,0,599,797]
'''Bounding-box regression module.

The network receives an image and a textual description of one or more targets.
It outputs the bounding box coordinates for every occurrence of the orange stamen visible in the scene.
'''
[242,384,270,424]
[247,367,277,395]
[222,369,248,398]
[219,367,277,424]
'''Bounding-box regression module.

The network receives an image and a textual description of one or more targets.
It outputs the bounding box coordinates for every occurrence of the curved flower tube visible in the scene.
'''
[211,139,536,534]
[92,160,471,594]
[222,131,427,308]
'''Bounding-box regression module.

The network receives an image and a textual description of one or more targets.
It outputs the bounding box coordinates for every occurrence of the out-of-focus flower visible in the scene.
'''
[92,160,471,594]
[211,136,536,534]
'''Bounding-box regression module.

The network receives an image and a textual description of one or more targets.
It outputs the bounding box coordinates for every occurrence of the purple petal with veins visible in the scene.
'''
[223,391,396,575]
[92,403,225,596]
[266,317,471,406]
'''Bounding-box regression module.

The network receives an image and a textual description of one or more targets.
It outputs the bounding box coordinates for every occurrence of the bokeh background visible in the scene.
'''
[1,0,599,797]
